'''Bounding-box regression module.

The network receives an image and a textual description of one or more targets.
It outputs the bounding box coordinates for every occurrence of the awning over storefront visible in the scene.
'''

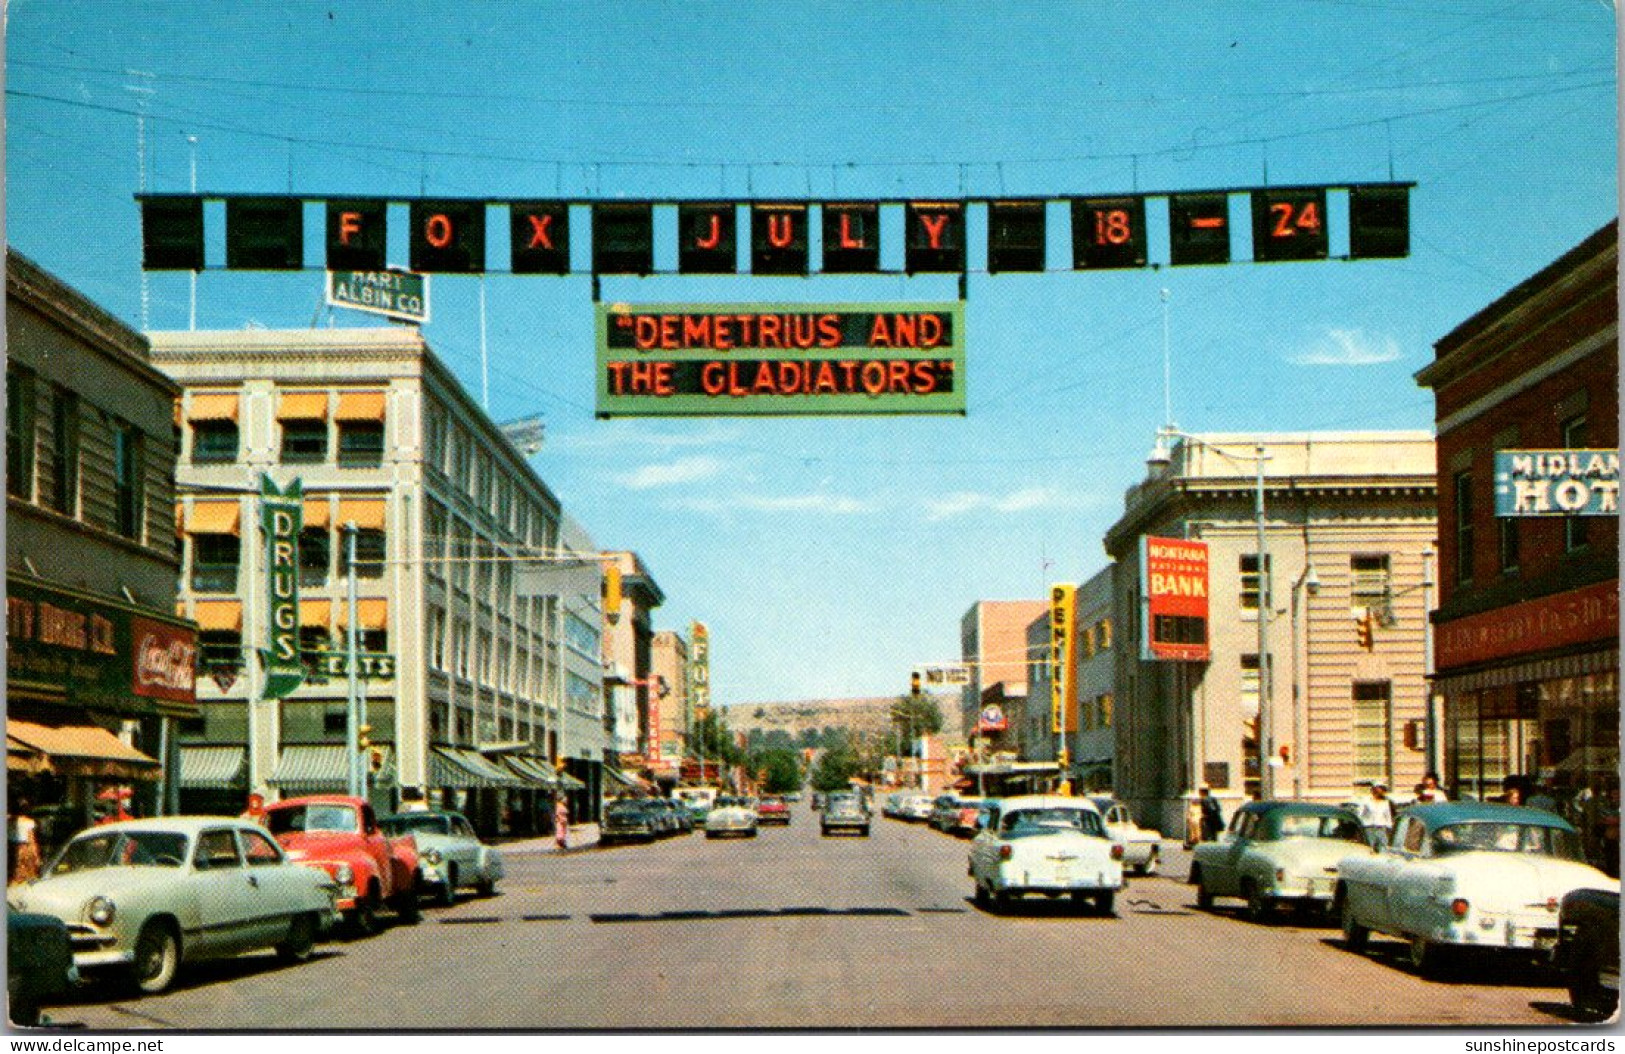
[556,770,587,791]
[6,720,162,781]
[430,746,524,789]
[603,767,641,789]
[179,746,247,790]
[1432,646,1617,695]
[499,755,559,788]
[962,760,1062,776]
[268,744,394,792]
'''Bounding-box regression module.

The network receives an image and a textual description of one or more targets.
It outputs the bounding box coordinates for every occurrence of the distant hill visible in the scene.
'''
[725,694,959,746]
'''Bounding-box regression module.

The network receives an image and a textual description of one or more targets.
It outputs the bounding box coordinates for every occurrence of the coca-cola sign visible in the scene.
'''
[132,617,197,702]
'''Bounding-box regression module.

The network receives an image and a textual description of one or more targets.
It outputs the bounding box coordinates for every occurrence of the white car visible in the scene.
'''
[7,817,339,994]
[705,796,760,839]
[1336,802,1616,976]
[900,793,937,821]
[968,795,1124,915]
[380,811,503,905]
[1090,796,1164,876]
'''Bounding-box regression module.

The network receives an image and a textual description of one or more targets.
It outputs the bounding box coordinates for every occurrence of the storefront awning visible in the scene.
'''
[557,770,587,791]
[179,745,247,789]
[430,746,524,789]
[7,720,162,782]
[268,744,393,791]
[499,755,559,788]
[603,767,641,788]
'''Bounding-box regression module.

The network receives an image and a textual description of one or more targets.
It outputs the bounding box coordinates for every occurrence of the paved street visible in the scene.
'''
[38,802,1587,1030]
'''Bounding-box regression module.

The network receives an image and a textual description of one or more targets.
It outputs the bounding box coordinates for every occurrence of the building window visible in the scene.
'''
[323,707,348,736]
[338,421,385,468]
[1098,618,1113,650]
[1099,693,1113,729]
[1240,654,1261,715]
[300,625,331,658]
[1352,681,1393,783]
[7,365,36,500]
[350,528,386,579]
[299,527,330,587]
[1240,554,1271,611]
[1453,470,1474,586]
[192,533,241,593]
[358,628,388,654]
[49,386,79,515]
[112,421,144,540]
[191,419,239,464]
[1562,413,1589,551]
[1498,518,1520,574]
[198,628,244,672]
[281,419,327,463]
[428,609,447,670]
[1350,555,1391,614]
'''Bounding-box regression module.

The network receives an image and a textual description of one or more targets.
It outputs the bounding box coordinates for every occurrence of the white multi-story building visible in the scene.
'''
[150,327,605,832]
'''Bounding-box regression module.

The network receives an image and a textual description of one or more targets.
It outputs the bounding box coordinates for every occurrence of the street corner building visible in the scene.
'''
[1103,431,1440,837]
[145,326,608,835]
[1414,220,1618,875]
[7,251,199,858]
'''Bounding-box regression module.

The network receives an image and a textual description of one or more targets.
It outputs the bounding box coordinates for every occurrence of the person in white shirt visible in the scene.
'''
[1356,783,1394,849]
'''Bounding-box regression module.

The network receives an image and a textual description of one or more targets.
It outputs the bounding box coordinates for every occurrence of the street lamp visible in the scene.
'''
[1289,561,1321,800]
[1150,427,1276,800]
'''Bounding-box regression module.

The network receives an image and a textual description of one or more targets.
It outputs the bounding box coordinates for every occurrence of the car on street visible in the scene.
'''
[1189,800,1368,920]
[756,796,792,825]
[898,793,936,822]
[968,795,1123,915]
[1089,796,1165,876]
[600,800,660,845]
[1335,802,1616,976]
[379,811,502,905]
[705,797,760,839]
[929,794,967,831]
[811,792,826,811]
[7,818,339,996]
[948,798,986,837]
[266,796,421,935]
[821,795,871,837]
[661,798,694,833]
[8,910,77,1026]
[1554,887,1618,1021]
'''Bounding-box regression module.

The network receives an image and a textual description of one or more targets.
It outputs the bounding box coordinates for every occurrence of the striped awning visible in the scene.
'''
[499,755,559,788]
[7,720,161,781]
[179,746,248,790]
[556,770,587,791]
[430,747,523,789]
[269,744,393,791]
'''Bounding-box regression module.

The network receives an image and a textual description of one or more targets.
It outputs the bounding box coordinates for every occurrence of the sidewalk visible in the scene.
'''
[492,823,600,855]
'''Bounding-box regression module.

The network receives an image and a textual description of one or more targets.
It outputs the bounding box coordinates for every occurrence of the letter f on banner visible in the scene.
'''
[260,474,306,699]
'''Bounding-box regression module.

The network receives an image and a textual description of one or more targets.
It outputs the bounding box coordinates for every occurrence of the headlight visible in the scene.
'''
[335,863,354,885]
[87,896,117,926]
[425,849,443,865]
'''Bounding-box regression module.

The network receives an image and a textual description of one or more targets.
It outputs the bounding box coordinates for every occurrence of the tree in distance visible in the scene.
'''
[809,739,862,793]
[751,748,803,794]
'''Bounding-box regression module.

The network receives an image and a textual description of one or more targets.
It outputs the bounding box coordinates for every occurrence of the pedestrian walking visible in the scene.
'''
[1198,785,1224,842]
[10,799,41,886]
[553,796,569,851]
[1356,782,1394,849]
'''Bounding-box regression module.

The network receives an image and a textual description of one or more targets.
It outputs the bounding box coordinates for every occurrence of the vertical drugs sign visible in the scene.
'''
[261,475,305,698]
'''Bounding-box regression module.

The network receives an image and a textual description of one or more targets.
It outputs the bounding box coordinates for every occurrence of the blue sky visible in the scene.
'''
[7,1,1617,705]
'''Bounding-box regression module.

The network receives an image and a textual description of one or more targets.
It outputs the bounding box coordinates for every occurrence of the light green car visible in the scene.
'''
[1189,801,1370,922]
[7,817,339,995]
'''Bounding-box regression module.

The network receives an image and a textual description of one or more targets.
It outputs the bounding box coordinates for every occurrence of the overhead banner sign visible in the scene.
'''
[920,664,971,687]
[1141,536,1211,662]
[1049,584,1078,734]
[260,476,305,699]
[327,269,430,325]
[1494,449,1619,517]
[595,303,965,417]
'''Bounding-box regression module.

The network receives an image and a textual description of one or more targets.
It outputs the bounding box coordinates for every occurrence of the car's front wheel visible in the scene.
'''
[276,912,319,963]
[1191,865,1213,910]
[1242,880,1272,924]
[131,921,180,995]
[438,865,459,906]
[1339,892,1369,951]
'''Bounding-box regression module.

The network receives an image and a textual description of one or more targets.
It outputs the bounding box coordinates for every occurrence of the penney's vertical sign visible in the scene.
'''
[261,476,304,699]
[1049,584,1078,734]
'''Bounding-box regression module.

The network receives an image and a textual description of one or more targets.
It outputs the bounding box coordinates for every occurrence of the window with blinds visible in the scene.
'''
[1352,680,1393,782]
[1350,554,1390,614]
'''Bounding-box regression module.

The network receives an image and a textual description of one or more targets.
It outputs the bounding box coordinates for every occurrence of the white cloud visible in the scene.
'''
[618,455,726,489]
[923,486,1085,521]
[1288,328,1402,366]
[666,492,871,515]
[550,422,744,454]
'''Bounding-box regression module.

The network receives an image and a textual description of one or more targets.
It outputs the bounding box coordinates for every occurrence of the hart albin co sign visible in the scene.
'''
[595,303,965,417]
[261,476,305,699]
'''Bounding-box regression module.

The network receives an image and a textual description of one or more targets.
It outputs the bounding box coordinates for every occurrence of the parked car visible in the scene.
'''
[661,798,694,834]
[929,795,965,831]
[266,796,420,935]
[601,800,660,845]
[7,910,77,1026]
[1189,801,1368,920]
[948,798,986,837]
[899,793,937,822]
[969,795,1123,915]
[706,797,759,839]
[7,818,339,996]
[756,796,792,826]
[379,811,502,905]
[1336,802,1616,976]
[1554,887,1619,1021]
[1089,796,1165,876]
[822,795,871,837]
[811,792,826,811]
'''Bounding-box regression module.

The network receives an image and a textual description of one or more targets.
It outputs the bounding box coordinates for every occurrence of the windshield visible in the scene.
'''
[380,815,451,836]
[1272,813,1364,842]
[48,830,190,875]
[1431,822,1583,859]
[1002,809,1104,837]
[266,803,359,836]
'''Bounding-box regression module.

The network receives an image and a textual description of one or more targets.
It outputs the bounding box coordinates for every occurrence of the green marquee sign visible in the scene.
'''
[595,302,965,417]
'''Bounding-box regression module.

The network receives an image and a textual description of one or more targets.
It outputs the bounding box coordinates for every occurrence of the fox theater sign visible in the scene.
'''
[596,303,965,416]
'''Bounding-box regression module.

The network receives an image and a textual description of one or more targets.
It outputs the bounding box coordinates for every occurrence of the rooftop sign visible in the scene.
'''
[326,269,430,324]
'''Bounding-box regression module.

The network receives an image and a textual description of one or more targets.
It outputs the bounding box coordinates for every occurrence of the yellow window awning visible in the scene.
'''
[299,599,333,627]
[336,499,386,530]
[302,498,331,529]
[334,391,387,421]
[193,600,243,631]
[187,392,240,421]
[8,719,161,781]
[187,501,242,535]
[337,598,388,629]
[277,391,330,420]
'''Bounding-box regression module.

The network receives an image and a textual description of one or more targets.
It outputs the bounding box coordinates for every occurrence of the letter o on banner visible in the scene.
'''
[410,200,485,273]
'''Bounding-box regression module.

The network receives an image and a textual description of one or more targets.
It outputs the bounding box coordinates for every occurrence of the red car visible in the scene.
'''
[756,796,792,825]
[266,795,421,935]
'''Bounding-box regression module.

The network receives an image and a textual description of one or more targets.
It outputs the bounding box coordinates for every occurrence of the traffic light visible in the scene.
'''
[910,671,922,697]
[358,724,372,750]
[1279,745,1291,764]
[1356,611,1375,650]
[603,563,623,624]
[368,746,384,774]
